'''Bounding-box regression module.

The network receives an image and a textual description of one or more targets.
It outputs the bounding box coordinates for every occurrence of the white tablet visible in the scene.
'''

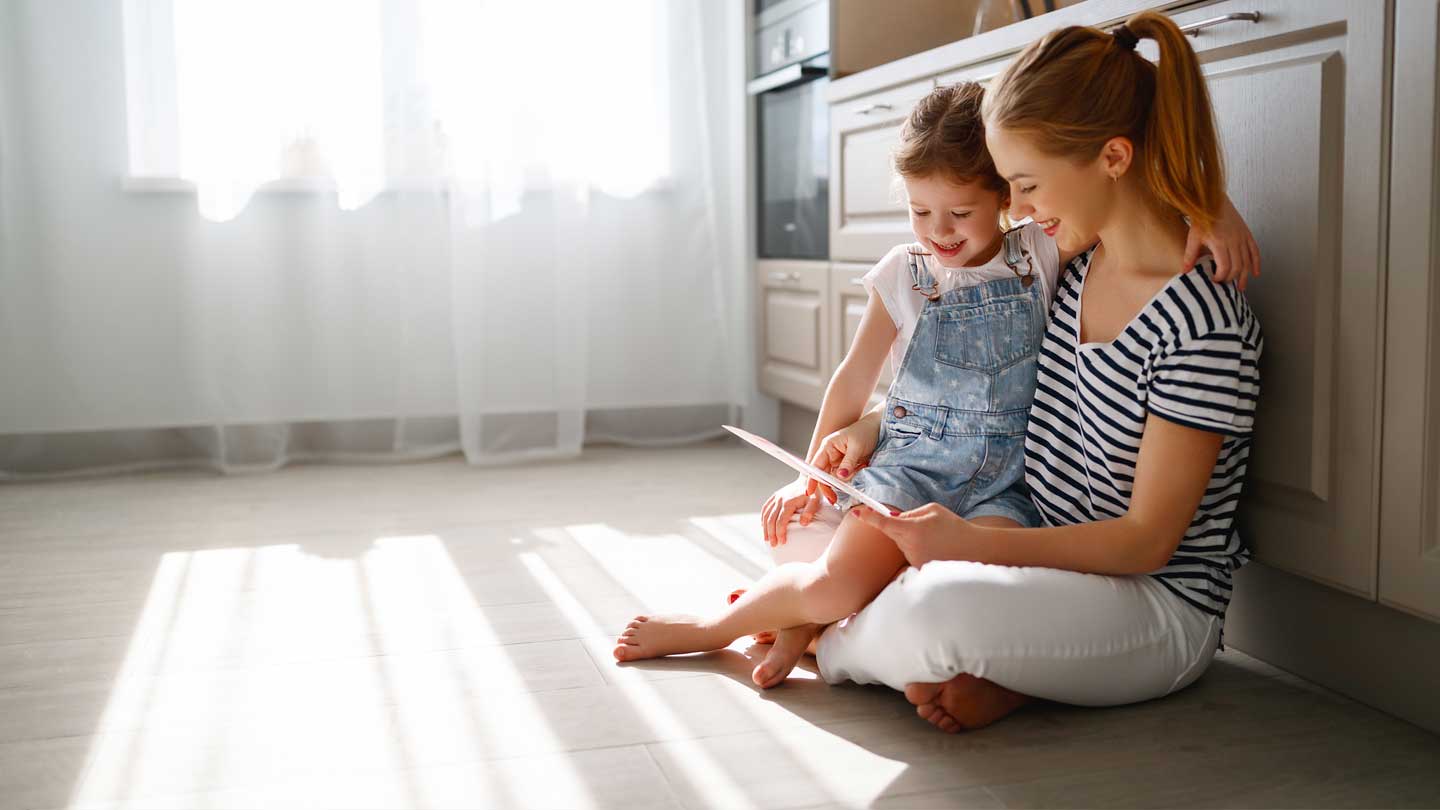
[723,425,892,514]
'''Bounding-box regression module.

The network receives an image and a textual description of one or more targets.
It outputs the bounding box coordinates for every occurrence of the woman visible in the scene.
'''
[757,10,1263,733]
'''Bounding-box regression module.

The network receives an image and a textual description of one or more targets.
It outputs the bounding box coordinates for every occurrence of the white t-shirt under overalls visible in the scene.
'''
[861,221,1061,377]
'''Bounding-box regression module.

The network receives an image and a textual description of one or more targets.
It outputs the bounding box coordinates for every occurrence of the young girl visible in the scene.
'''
[611,82,1066,674]
[613,78,1253,690]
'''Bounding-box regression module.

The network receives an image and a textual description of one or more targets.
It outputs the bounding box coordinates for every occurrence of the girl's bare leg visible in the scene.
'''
[613,510,905,662]
[752,558,910,688]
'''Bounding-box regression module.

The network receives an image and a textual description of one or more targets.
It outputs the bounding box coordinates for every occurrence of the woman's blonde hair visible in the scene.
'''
[893,81,1009,206]
[981,11,1225,230]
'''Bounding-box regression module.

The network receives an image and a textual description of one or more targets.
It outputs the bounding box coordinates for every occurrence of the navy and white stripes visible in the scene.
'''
[1025,247,1263,622]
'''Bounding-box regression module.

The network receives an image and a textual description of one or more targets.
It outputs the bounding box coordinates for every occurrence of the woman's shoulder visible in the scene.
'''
[1157,257,1263,347]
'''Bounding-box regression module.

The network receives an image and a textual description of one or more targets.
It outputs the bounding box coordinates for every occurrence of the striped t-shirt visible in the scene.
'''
[1025,247,1263,627]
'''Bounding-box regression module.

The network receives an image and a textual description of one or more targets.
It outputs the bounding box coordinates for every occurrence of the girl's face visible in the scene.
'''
[902,173,1007,268]
[984,125,1112,256]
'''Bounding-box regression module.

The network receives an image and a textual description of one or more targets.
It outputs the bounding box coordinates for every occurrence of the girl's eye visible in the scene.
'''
[1019,185,1036,194]
[951,211,971,219]
[912,210,929,217]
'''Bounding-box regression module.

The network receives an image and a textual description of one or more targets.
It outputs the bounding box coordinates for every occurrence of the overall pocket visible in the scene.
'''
[934,296,1037,373]
[873,397,936,456]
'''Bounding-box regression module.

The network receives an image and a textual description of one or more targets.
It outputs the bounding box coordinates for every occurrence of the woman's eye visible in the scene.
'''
[1020,185,1036,194]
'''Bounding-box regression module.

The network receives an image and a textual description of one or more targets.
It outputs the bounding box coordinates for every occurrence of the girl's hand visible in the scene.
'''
[850,502,972,568]
[761,475,823,547]
[1183,195,1261,291]
[807,414,882,503]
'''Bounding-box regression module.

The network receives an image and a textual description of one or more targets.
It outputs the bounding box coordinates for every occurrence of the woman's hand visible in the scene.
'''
[807,411,883,503]
[761,475,824,547]
[850,502,974,568]
[1184,195,1261,291]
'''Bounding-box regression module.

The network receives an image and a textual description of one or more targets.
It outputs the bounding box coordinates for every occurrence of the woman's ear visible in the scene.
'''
[1099,136,1135,180]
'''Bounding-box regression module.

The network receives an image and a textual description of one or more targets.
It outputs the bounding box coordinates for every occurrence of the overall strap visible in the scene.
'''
[907,249,941,301]
[1002,226,1036,289]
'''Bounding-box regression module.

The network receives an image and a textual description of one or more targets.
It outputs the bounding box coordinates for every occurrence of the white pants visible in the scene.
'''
[771,502,1221,706]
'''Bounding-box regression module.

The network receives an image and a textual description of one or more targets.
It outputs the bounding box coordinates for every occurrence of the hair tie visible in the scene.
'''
[1111,24,1139,51]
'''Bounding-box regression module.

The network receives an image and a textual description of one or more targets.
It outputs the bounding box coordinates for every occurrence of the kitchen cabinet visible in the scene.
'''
[1379,0,1440,623]
[757,260,829,409]
[828,262,892,403]
[1166,0,1390,599]
[828,79,935,262]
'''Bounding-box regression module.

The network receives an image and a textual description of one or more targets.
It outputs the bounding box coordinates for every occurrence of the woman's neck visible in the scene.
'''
[1095,194,1190,279]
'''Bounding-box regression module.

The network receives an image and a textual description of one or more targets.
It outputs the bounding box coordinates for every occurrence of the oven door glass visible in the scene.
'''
[758,75,829,260]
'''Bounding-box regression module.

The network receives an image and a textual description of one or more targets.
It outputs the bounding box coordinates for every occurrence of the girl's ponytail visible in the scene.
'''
[983,10,1225,230]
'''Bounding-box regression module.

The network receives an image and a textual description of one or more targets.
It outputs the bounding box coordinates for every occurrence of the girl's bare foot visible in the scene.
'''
[612,615,731,661]
[903,674,1031,732]
[751,623,821,689]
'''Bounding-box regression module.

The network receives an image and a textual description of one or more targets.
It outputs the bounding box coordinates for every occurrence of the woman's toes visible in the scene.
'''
[904,682,945,707]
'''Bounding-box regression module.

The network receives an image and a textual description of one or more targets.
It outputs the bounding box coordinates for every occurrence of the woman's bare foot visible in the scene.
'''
[612,615,731,661]
[903,674,1031,732]
[751,623,822,689]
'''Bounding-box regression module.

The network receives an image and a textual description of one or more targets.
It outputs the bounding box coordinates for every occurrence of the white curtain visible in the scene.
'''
[0,0,755,478]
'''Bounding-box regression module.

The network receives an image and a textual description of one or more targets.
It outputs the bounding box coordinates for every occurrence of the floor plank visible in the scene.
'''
[1,443,1438,809]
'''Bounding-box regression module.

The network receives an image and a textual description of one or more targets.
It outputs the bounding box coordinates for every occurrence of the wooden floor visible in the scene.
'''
[2,441,1438,810]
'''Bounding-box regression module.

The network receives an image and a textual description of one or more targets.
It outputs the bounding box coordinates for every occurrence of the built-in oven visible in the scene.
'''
[750,0,829,260]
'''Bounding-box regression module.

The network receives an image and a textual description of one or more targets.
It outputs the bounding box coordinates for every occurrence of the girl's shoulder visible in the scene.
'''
[864,243,923,284]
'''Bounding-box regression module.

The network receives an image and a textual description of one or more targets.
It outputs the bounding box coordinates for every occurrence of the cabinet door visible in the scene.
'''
[828,263,892,407]
[1380,0,1440,623]
[1169,0,1389,598]
[757,260,829,409]
[829,79,935,262]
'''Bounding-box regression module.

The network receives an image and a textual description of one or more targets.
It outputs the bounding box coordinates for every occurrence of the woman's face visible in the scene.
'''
[902,173,1007,268]
[984,125,1113,255]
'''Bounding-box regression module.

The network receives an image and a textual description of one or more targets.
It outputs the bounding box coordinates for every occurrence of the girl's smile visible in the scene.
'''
[929,238,967,259]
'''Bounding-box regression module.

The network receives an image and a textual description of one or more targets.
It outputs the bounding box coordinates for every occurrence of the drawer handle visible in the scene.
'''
[857,102,894,115]
[769,271,801,283]
[1180,11,1261,36]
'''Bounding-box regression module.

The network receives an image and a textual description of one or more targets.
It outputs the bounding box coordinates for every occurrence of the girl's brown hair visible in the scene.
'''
[981,10,1225,230]
[893,81,1008,205]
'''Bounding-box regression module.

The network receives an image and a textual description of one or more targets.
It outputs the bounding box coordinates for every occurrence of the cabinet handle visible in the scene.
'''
[769,271,801,283]
[1180,11,1261,36]
[857,102,893,115]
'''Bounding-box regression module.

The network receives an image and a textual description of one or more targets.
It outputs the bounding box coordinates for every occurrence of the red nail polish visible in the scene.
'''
[890,510,900,517]
[838,468,850,477]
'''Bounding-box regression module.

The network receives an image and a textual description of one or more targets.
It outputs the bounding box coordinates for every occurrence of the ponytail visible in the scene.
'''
[1126,12,1225,230]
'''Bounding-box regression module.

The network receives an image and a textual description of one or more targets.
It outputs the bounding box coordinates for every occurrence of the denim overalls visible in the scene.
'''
[844,231,1045,526]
